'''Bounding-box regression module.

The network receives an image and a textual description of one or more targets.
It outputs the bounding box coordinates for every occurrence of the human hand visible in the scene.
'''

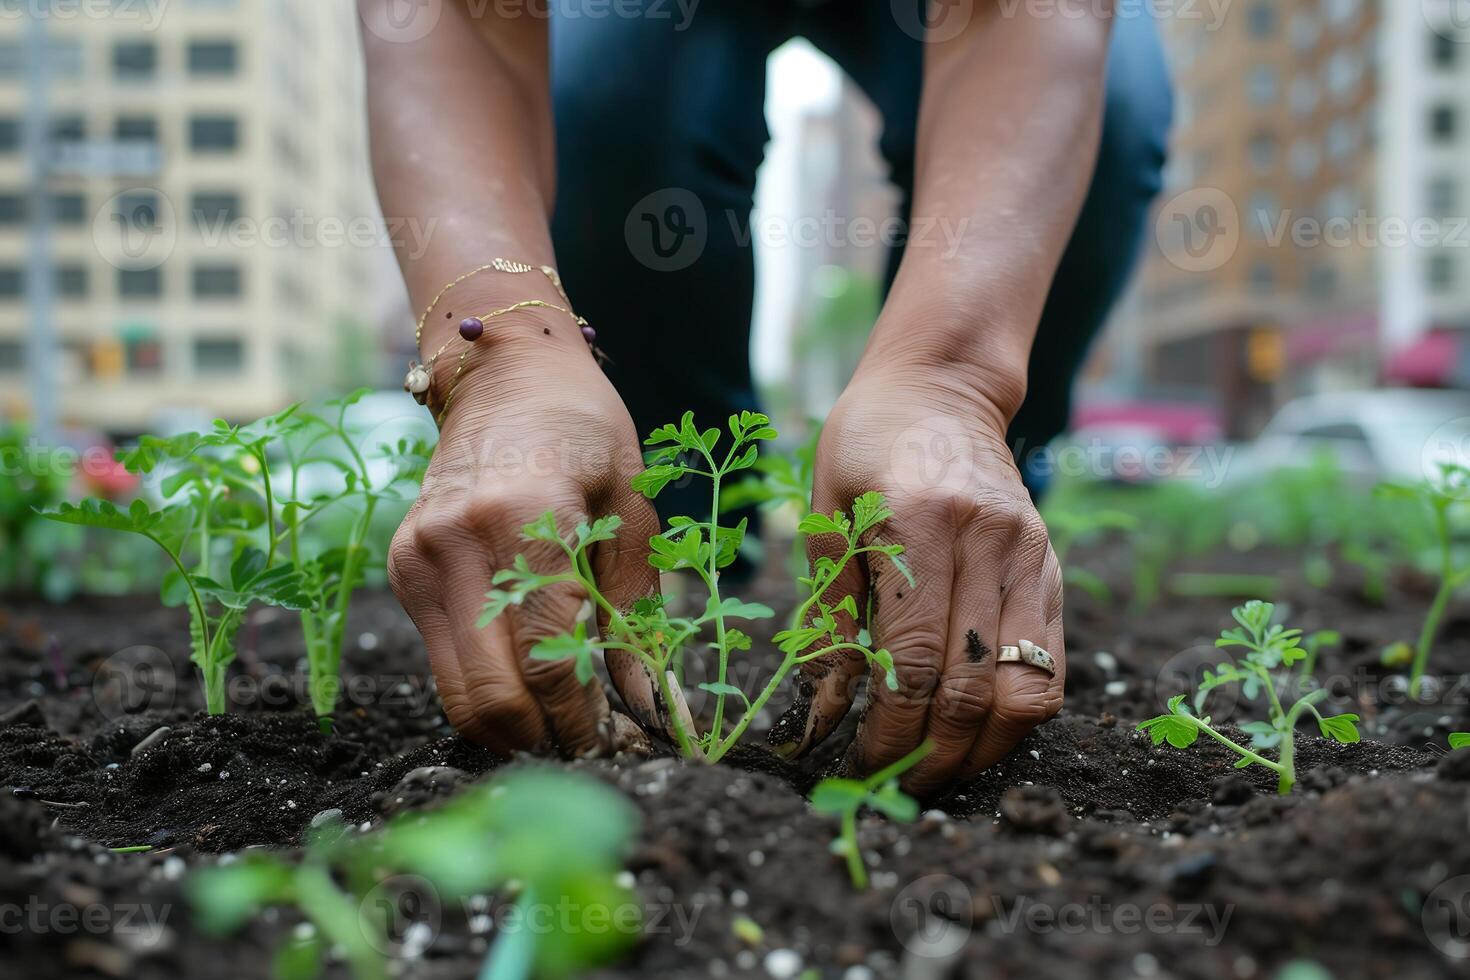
[388,307,662,756]
[772,366,1065,796]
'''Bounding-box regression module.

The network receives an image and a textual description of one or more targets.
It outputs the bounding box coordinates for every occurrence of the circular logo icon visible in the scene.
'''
[1422,0,1470,43]
[891,874,973,958]
[1155,187,1240,273]
[359,0,443,44]
[1421,417,1470,499]
[886,416,977,495]
[1423,874,1470,959]
[92,189,177,271]
[624,188,707,272]
[1154,644,1241,723]
[92,645,178,720]
[360,874,442,957]
[891,0,975,43]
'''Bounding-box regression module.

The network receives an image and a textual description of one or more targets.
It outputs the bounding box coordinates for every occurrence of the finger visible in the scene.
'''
[899,524,1004,797]
[435,528,553,752]
[388,523,499,747]
[849,503,956,774]
[963,547,1066,776]
[767,504,870,758]
[589,487,663,734]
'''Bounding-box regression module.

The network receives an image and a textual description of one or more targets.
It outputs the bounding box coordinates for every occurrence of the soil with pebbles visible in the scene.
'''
[1,543,1469,980]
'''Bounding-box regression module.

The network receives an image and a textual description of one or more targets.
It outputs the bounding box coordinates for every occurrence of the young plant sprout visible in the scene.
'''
[1374,462,1470,699]
[1450,733,1470,750]
[1137,601,1360,795]
[809,741,932,888]
[39,394,426,722]
[279,390,429,728]
[190,769,639,980]
[481,411,911,762]
[41,410,310,714]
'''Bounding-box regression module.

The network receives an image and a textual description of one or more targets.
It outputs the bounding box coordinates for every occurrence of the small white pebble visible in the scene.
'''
[1029,749,1041,761]
[197,763,212,773]
[730,889,749,908]
[764,949,802,979]
[748,850,765,867]
[219,771,230,780]
[286,800,297,809]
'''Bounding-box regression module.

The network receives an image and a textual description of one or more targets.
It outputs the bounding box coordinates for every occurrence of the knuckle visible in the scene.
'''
[992,689,1063,732]
[462,677,544,741]
[934,674,995,721]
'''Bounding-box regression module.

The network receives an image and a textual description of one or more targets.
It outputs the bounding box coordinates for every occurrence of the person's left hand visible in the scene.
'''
[770,365,1065,797]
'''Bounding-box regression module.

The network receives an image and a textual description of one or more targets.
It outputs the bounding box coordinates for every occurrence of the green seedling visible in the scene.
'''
[481,411,911,763]
[41,409,310,714]
[1298,629,1339,679]
[809,741,931,888]
[278,390,429,727]
[1450,733,1470,749]
[1042,508,1136,602]
[1375,462,1470,699]
[190,769,639,980]
[1138,601,1360,794]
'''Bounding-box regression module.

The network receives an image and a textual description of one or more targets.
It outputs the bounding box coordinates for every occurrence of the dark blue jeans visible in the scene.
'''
[549,1,1172,499]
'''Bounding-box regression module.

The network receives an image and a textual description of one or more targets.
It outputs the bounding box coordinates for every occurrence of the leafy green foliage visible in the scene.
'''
[810,741,931,888]
[480,411,910,763]
[190,769,640,980]
[1137,601,1359,794]
[1450,733,1470,750]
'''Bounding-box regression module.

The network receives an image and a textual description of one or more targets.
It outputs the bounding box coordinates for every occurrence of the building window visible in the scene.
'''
[1290,12,1320,51]
[112,41,157,80]
[1247,191,1280,239]
[189,115,239,152]
[188,40,238,75]
[50,115,84,143]
[0,193,23,224]
[194,337,244,374]
[1249,262,1276,294]
[1247,64,1279,106]
[0,119,17,153]
[115,116,158,143]
[1289,139,1321,179]
[1307,263,1338,297]
[193,263,242,298]
[191,191,241,229]
[1428,255,1456,293]
[1323,0,1360,30]
[1248,133,1277,172]
[1325,50,1362,101]
[1325,119,1358,161]
[118,267,162,298]
[1432,32,1457,69]
[124,336,163,374]
[0,266,23,298]
[1247,1,1276,38]
[57,264,88,298]
[1430,105,1458,143]
[1427,176,1457,217]
[52,192,85,225]
[1289,75,1319,117]
[115,190,160,229]
[0,339,21,372]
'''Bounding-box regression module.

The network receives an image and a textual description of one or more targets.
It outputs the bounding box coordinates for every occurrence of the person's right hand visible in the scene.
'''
[388,304,662,757]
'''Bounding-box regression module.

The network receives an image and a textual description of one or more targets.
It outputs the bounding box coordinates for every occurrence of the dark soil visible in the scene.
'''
[2,542,1468,980]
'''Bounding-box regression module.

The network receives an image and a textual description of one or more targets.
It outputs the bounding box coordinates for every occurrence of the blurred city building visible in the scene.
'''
[1114,0,1470,437]
[0,0,395,436]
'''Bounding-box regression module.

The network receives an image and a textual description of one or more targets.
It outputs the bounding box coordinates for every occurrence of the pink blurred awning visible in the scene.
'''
[1072,401,1224,444]
[1385,330,1462,387]
[1286,312,1379,364]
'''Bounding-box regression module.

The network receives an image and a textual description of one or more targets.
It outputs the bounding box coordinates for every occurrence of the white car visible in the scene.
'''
[1242,389,1470,485]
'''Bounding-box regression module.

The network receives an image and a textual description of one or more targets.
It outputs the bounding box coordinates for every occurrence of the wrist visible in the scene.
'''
[857,303,1031,426]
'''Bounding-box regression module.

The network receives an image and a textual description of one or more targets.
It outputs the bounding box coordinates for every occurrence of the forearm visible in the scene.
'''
[863,3,1114,421]
[359,0,569,361]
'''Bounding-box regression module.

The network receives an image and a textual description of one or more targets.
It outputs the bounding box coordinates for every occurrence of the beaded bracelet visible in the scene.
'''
[403,258,603,424]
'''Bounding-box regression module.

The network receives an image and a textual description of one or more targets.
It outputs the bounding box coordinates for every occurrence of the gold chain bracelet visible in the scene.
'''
[403,258,604,425]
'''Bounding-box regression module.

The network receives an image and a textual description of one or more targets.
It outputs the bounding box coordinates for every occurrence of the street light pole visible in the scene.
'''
[23,6,57,443]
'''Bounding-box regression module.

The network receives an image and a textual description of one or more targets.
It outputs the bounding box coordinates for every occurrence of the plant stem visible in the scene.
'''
[840,809,866,888]
[1274,689,1329,795]
[1190,718,1284,775]
[1411,504,1454,699]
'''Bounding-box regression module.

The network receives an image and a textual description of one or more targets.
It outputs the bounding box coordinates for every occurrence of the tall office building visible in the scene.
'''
[0,0,394,433]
